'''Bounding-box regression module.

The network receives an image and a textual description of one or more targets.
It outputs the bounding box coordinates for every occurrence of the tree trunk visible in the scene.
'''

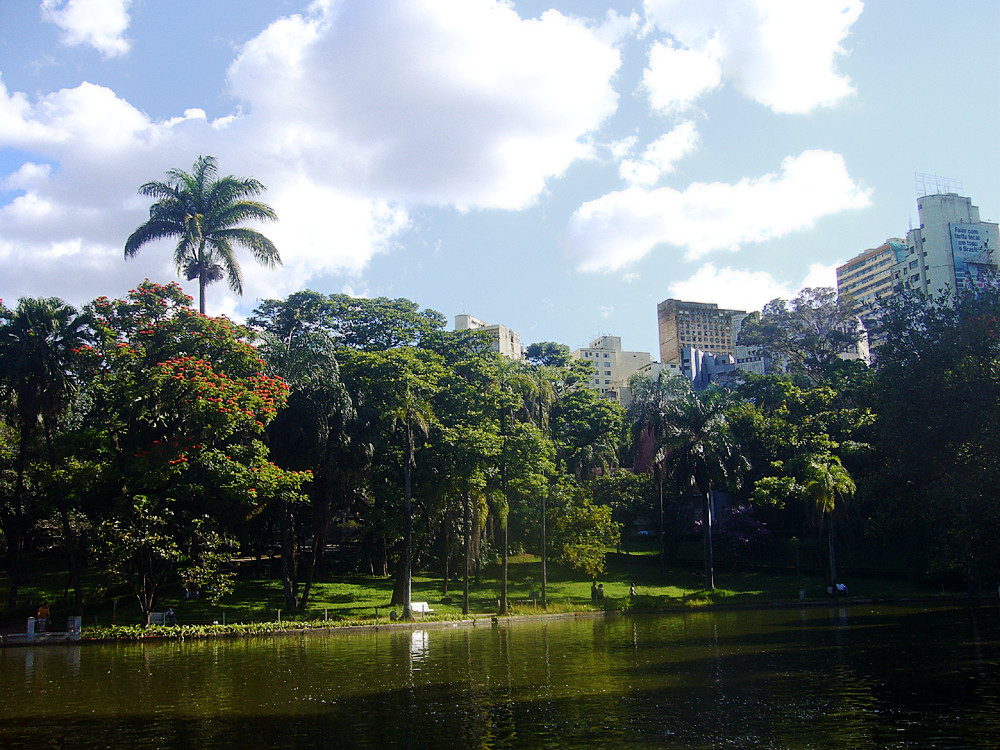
[703,489,715,592]
[827,514,838,595]
[500,520,508,614]
[298,473,333,610]
[44,420,83,615]
[540,491,547,609]
[402,461,413,620]
[280,499,297,610]
[462,490,471,615]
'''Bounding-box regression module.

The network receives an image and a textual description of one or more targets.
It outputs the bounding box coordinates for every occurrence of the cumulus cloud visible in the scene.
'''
[668,261,841,313]
[619,120,699,186]
[40,0,133,58]
[668,263,794,312]
[643,39,723,112]
[227,0,621,209]
[2,1,624,313]
[566,149,871,271]
[642,0,862,114]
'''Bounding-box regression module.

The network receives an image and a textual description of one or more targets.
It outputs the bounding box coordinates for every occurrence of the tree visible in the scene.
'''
[626,371,688,561]
[340,347,443,620]
[551,387,623,481]
[0,297,93,610]
[869,287,1000,589]
[661,383,746,591]
[546,478,619,579]
[82,281,305,619]
[252,294,360,610]
[525,341,572,368]
[125,155,280,315]
[737,288,864,384]
[802,453,855,593]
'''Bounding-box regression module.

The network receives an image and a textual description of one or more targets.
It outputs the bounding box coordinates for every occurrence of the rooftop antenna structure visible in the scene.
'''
[915,172,963,198]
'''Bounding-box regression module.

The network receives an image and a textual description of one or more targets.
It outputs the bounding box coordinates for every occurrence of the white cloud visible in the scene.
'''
[643,39,723,113]
[566,149,871,271]
[801,260,839,289]
[227,0,621,209]
[619,120,699,186]
[668,263,794,312]
[642,0,862,114]
[40,0,133,58]
[668,261,841,313]
[3,1,623,314]
[0,76,410,314]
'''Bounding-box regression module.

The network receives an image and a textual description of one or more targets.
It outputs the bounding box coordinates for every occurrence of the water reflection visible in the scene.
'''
[1,606,998,748]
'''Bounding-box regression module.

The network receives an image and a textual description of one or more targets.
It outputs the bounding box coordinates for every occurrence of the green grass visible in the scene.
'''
[2,549,949,635]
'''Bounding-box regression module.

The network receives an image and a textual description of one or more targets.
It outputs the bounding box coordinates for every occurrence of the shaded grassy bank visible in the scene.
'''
[2,547,951,642]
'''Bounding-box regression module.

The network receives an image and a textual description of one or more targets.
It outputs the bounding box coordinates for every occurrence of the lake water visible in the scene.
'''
[2,605,998,748]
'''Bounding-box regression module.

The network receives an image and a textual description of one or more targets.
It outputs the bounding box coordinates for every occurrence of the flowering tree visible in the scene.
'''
[82,281,308,619]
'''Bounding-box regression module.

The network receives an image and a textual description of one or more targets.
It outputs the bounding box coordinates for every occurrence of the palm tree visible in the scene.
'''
[0,298,92,611]
[626,371,687,562]
[661,383,746,592]
[389,380,434,621]
[802,452,855,595]
[492,357,535,614]
[125,155,280,315]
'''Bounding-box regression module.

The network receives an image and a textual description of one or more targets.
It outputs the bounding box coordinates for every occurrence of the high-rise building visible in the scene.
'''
[571,335,652,399]
[454,314,524,360]
[902,193,999,298]
[836,238,908,321]
[657,299,744,365]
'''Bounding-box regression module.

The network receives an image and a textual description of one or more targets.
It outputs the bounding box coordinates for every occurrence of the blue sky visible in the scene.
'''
[1,0,998,357]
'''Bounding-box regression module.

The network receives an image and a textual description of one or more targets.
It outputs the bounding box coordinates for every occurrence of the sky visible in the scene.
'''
[1,0,998,358]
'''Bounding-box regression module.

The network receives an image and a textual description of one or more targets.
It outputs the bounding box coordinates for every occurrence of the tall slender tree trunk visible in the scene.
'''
[280,498,297,610]
[703,489,715,592]
[402,460,413,620]
[540,491,547,609]
[827,513,838,595]
[462,490,471,615]
[501,521,508,614]
[299,474,333,610]
[44,420,83,615]
[7,423,31,609]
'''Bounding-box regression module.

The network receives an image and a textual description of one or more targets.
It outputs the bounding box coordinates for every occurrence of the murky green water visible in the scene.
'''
[2,605,998,748]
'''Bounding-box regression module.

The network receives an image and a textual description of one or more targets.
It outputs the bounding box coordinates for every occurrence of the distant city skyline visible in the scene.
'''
[2,0,998,358]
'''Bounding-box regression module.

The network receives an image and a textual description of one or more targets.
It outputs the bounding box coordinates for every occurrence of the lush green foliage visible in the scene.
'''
[5,280,1000,629]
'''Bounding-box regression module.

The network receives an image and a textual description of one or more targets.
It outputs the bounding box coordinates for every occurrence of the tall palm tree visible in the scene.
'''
[125,155,280,315]
[492,357,535,614]
[626,371,687,562]
[390,382,434,621]
[661,383,746,592]
[802,452,855,594]
[0,298,92,610]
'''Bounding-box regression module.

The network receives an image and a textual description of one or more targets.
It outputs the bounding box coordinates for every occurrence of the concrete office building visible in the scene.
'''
[454,314,525,360]
[836,238,908,321]
[901,193,999,298]
[657,299,744,365]
[571,335,653,399]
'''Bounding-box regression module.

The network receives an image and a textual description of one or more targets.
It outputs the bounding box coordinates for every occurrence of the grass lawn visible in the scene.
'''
[2,549,945,632]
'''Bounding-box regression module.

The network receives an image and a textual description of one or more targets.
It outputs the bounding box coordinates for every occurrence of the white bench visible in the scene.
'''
[411,601,434,615]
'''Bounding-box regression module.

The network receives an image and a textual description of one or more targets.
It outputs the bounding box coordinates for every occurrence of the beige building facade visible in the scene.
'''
[454,314,525,360]
[657,299,744,365]
[571,335,652,398]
